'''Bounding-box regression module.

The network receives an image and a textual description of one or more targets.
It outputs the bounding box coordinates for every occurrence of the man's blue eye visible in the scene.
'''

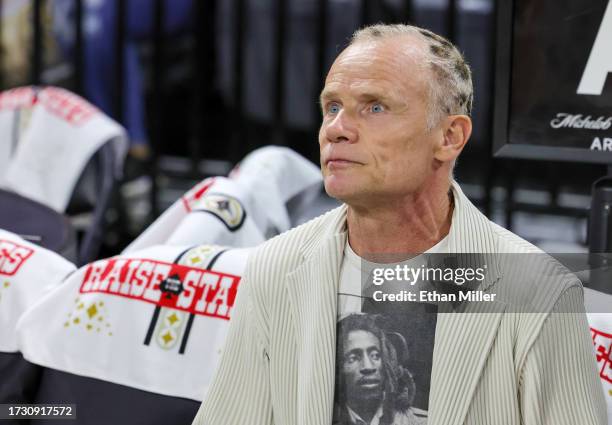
[328,104,340,114]
[371,103,385,113]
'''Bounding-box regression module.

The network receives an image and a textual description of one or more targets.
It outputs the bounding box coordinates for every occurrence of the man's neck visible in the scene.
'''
[347,181,454,258]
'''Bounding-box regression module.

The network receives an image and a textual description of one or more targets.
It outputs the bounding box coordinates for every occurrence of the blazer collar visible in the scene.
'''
[444,181,501,291]
[297,181,501,290]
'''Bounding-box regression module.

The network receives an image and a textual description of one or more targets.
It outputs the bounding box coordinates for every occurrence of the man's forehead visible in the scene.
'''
[320,78,397,100]
[322,36,429,98]
[346,329,381,346]
[335,36,426,71]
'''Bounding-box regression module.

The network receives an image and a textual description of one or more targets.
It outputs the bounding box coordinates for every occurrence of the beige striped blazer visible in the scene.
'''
[192,182,606,425]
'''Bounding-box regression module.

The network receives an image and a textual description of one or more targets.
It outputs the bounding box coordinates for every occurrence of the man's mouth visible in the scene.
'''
[357,377,381,389]
[325,158,361,168]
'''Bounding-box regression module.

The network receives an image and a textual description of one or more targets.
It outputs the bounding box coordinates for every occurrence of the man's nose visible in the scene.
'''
[324,110,357,144]
[360,357,376,373]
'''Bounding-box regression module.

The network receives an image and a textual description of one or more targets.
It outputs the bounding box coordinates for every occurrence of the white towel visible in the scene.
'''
[230,145,322,233]
[123,146,321,253]
[0,86,127,212]
[123,177,267,253]
[0,229,76,353]
[17,244,250,401]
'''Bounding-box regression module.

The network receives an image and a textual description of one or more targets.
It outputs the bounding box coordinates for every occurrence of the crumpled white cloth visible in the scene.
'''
[0,86,127,212]
[123,146,321,253]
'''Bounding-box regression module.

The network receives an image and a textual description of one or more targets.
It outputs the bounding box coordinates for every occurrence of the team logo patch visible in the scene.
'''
[195,194,246,231]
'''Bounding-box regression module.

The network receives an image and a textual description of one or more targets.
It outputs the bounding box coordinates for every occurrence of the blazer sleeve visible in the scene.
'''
[519,285,607,425]
[191,272,272,425]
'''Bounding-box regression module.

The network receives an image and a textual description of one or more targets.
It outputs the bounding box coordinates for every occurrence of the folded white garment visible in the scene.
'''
[123,177,267,253]
[123,146,321,253]
[17,244,250,401]
[0,86,127,212]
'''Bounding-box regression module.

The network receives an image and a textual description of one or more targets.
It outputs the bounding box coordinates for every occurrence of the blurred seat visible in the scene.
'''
[66,142,122,265]
[0,188,77,261]
[33,370,200,425]
[0,352,43,411]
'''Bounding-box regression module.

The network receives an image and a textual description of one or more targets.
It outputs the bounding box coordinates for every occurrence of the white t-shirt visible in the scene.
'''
[338,236,449,315]
[334,236,448,425]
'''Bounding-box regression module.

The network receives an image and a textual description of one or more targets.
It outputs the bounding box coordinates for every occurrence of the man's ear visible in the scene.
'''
[434,115,472,162]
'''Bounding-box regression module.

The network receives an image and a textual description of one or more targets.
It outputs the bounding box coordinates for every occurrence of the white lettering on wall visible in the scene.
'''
[577,1,612,95]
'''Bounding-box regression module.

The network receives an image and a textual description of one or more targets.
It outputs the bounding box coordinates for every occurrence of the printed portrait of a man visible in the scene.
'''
[333,313,427,425]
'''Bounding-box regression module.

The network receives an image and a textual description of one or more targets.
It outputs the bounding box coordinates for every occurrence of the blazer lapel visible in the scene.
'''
[429,301,506,425]
[427,181,506,425]
[285,208,347,425]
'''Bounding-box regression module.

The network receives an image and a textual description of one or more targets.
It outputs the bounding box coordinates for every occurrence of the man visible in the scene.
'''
[192,24,606,425]
[334,314,425,425]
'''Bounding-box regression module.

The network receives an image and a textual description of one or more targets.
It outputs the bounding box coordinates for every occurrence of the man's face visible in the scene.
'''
[342,329,384,402]
[319,37,441,206]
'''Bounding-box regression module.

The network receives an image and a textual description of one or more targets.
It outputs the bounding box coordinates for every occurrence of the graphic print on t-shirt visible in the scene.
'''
[334,244,438,425]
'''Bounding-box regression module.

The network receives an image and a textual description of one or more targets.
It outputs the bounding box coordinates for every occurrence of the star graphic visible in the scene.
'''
[87,304,98,319]
[167,313,180,326]
[162,332,174,345]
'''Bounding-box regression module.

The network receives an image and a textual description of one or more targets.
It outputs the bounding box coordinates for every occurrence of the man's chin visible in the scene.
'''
[323,178,361,202]
[348,389,383,404]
